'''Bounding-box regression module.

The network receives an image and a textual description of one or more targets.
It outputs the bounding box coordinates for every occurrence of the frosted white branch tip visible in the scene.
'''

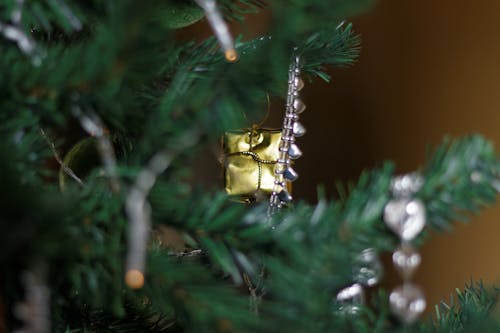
[194,0,238,62]
[13,261,51,333]
[0,0,49,66]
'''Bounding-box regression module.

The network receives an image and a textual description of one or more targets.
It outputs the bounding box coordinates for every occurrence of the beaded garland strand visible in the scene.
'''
[384,173,427,323]
[268,53,306,215]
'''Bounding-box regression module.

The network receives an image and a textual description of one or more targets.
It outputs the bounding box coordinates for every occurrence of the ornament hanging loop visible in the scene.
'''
[242,93,272,131]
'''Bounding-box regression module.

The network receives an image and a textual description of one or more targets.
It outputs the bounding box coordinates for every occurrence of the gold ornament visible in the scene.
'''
[222,128,290,203]
[223,53,306,209]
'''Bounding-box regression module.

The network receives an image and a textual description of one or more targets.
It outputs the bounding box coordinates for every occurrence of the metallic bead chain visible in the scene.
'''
[268,54,306,215]
[383,173,427,324]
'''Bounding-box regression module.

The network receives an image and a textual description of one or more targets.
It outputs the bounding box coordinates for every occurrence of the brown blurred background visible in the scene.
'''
[188,0,500,311]
[301,0,500,310]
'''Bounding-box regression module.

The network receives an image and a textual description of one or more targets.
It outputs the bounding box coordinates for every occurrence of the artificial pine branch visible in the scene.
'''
[420,135,499,230]
[145,135,499,333]
[217,0,266,21]
[420,282,500,333]
[2,1,500,332]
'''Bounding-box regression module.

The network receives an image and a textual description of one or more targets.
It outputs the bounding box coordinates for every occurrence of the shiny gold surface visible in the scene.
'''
[223,129,282,201]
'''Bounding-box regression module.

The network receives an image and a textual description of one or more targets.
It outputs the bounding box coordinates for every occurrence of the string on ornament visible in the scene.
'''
[71,100,120,194]
[39,128,84,187]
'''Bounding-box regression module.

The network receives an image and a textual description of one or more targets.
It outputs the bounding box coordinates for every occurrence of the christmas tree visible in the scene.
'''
[1,0,499,332]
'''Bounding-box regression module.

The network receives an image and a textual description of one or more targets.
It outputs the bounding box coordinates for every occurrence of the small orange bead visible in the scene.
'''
[225,49,238,63]
[125,269,145,289]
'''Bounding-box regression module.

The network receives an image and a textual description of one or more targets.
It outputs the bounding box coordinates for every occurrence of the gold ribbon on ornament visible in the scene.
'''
[226,150,276,191]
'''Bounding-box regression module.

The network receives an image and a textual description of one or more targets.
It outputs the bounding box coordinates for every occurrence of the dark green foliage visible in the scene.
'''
[420,136,499,230]
[1,0,499,332]
[218,0,266,21]
[420,282,500,333]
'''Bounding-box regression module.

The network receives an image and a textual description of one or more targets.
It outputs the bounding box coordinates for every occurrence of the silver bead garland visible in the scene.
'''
[334,248,383,317]
[383,173,427,324]
[268,54,306,214]
[336,283,365,315]
[353,248,383,287]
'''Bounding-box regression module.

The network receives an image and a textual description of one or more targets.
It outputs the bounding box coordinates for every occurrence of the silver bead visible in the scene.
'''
[391,173,423,197]
[336,283,365,315]
[277,189,292,203]
[274,163,286,174]
[292,122,306,137]
[293,99,306,114]
[389,284,426,324]
[353,248,383,287]
[294,76,304,91]
[392,245,421,279]
[288,144,302,160]
[283,167,298,182]
[383,198,426,241]
[281,135,295,143]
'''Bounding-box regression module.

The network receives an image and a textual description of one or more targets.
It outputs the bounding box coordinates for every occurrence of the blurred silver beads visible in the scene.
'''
[392,244,421,279]
[384,198,426,242]
[336,283,365,315]
[354,248,383,287]
[384,173,426,324]
[389,284,426,324]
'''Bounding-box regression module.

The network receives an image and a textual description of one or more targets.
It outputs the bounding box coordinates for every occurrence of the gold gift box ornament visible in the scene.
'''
[223,53,306,209]
[222,128,291,203]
